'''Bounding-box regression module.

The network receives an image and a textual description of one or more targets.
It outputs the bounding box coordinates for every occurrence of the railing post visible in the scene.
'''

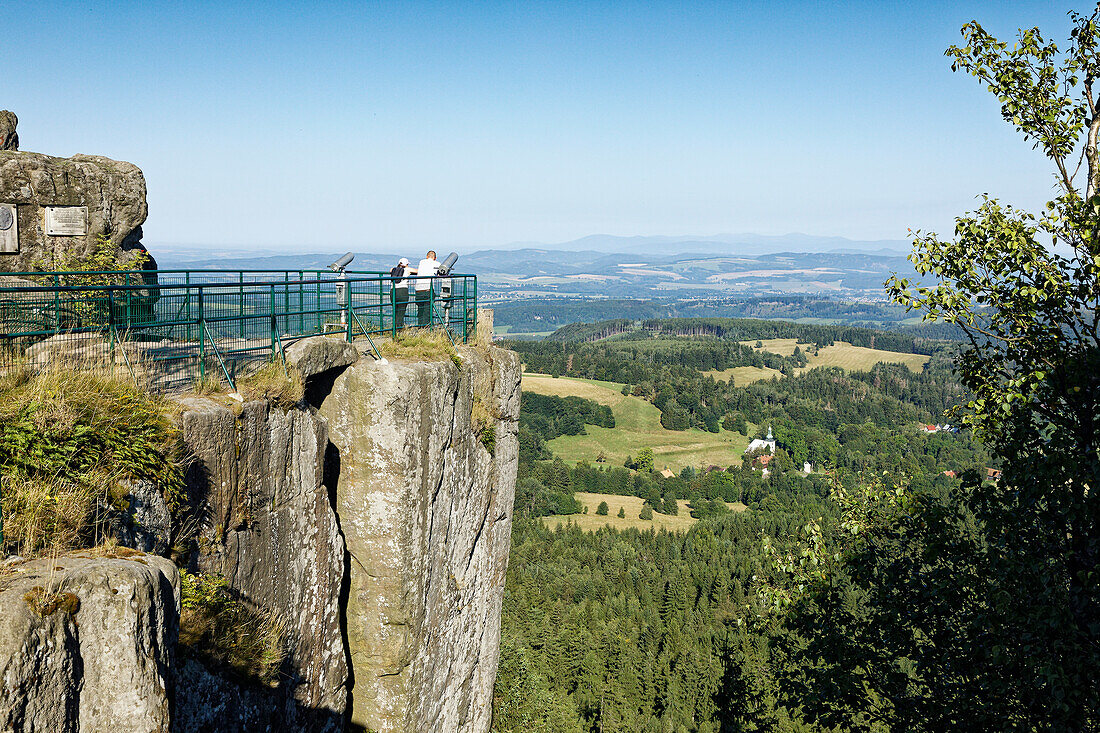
[107,289,115,364]
[345,278,353,342]
[239,273,245,338]
[186,272,192,339]
[471,277,478,341]
[298,271,304,334]
[461,277,468,343]
[197,286,205,381]
[270,284,277,358]
[53,277,61,336]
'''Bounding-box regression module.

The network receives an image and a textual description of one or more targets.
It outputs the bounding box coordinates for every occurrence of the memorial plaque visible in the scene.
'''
[45,205,88,236]
[0,203,17,254]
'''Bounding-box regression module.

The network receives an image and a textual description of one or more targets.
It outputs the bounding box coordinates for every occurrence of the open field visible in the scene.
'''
[703,365,783,385]
[739,337,802,356]
[494,324,556,339]
[541,491,748,533]
[740,339,930,374]
[522,374,751,472]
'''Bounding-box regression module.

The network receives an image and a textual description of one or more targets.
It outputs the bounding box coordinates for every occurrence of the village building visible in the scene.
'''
[745,426,776,454]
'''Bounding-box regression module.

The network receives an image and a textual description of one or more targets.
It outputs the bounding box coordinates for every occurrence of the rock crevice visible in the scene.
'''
[320,344,519,733]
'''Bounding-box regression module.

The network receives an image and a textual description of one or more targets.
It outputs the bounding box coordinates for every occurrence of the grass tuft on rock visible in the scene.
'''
[472,397,497,456]
[238,360,304,408]
[178,570,286,685]
[23,586,80,617]
[190,373,225,395]
[0,366,185,558]
[379,329,461,364]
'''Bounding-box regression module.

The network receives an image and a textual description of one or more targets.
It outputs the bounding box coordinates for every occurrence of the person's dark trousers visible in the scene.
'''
[393,287,409,329]
[415,287,432,327]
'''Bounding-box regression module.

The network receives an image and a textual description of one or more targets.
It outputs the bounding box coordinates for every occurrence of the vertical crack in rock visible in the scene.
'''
[175,398,347,732]
[320,346,519,733]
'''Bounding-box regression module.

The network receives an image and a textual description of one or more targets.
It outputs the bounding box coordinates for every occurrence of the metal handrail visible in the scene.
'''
[0,269,479,393]
[0,273,475,293]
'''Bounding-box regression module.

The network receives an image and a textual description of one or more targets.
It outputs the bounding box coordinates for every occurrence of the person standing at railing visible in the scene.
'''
[390,257,412,329]
[413,250,440,328]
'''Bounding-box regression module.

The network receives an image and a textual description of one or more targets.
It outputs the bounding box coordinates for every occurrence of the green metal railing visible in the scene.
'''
[0,269,478,392]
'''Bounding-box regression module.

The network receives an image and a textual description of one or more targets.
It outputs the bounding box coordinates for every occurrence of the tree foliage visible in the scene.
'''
[784,6,1100,727]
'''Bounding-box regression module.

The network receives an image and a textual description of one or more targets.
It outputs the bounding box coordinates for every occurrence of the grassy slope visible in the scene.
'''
[522,374,751,471]
[739,338,930,373]
[541,491,747,533]
[702,365,783,385]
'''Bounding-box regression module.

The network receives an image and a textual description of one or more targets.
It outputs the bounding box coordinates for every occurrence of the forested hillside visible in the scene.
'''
[494,318,992,732]
[495,8,1100,729]
[510,320,965,436]
[491,296,968,337]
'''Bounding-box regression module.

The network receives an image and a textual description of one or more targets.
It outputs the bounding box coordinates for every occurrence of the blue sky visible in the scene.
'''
[6,1,1080,251]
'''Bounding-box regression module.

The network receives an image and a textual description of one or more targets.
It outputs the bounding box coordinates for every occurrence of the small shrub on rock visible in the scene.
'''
[179,570,285,685]
[0,367,184,557]
[238,361,304,407]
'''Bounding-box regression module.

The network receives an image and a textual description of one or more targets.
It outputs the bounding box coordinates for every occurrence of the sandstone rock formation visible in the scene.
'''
[319,344,520,733]
[0,147,148,271]
[285,334,361,379]
[0,552,178,733]
[0,111,17,151]
[175,397,348,731]
[0,335,519,732]
[111,479,174,556]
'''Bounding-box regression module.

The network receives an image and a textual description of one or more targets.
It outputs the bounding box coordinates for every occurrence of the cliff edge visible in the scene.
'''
[320,343,520,733]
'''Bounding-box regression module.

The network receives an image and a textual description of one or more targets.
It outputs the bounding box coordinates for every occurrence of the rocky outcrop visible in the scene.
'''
[175,397,347,731]
[0,111,17,151]
[319,344,520,733]
[0,552,178,733]
[0,337,518,732]
[111,479,174,556]
[0,146,148,271]
[285,335,361,379]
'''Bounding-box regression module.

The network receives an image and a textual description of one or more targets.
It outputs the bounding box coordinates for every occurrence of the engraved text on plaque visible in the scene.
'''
[45,206,89,236]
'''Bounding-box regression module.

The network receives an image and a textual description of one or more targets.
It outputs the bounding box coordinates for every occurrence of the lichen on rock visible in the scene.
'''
[319,343,520,733]
[0,553,179,733]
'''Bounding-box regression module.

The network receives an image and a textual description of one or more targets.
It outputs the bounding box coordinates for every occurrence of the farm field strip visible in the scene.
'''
[541,491,747,533]
[703,365,783,385]
[521,374,750,471]
[738,339,930,373]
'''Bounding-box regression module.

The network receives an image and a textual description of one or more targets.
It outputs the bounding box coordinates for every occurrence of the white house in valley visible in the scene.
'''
[745,426,776,454]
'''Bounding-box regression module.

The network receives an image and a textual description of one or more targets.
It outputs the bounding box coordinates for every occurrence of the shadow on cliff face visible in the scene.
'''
[325,432,359,731]
[174,654,351,732]
[305,364,349,410]
[178,452,214,569]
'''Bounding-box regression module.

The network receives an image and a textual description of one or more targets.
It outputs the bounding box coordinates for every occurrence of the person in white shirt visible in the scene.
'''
[414,250,439,327]
[389,257,412,329]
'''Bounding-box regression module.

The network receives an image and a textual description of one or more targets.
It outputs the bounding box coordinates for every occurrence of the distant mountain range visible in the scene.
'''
[149,232,911,265]
[148,246,919,304]
[499,233,910,256]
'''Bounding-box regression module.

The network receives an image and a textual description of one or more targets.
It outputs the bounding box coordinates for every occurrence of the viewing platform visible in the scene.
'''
[0,267,478,391]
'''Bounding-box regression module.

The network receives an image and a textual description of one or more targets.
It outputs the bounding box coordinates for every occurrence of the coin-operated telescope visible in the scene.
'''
[436,252,459,276]
[436,253,459,323]
[329,253,355,324]
[328,252,355,273]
